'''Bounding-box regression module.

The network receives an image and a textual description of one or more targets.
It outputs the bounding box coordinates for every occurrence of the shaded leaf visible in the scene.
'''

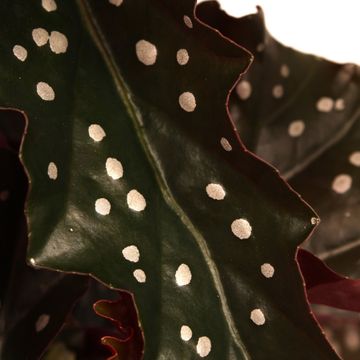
[93,292,144,360]
[0,110,89,360]
[291,121,360,278]
[43,342,76,360]
[1,262,88,360]
[314,306,360,359]
[298,248,360,312]
[0,110,27,302]
[0,1,339,358]
[47,279,132,360]
[197,1,360,278]
[0,109,26,152]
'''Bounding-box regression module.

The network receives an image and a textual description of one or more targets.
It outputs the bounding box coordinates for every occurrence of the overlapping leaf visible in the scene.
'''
[0,0,340,358]
[0,110,88,359]
[197,1,360,278]
[94,292,144,360]
[43,279,140,360]
[298,249,360,312]
[314,307,360,359]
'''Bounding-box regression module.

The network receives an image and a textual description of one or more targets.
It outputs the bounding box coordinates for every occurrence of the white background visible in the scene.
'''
[200,0,360,65]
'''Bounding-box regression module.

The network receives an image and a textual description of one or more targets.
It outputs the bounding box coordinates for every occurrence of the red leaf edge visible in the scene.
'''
[298,248,360,312]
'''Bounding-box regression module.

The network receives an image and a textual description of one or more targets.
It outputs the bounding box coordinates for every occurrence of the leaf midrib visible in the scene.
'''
[76,0,250,358]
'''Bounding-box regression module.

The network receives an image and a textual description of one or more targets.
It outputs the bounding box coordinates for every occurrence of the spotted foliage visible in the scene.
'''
[197,2,360,279]
[0,1,343,359]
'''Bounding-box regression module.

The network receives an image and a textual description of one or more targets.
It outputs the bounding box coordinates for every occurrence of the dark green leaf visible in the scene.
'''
[197,1,360,279]
[0,1,338,358]
[298,249,360,311]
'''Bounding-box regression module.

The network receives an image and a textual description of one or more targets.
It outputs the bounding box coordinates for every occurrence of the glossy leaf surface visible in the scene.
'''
[197,1,360,278]
[0,1,339,358]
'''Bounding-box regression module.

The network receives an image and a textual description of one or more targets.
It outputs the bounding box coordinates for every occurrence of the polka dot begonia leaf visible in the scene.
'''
[198,2,360,280]
[0,0,343,359]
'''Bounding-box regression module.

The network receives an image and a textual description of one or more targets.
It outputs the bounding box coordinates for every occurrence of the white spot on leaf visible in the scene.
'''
[335,98,345,111]
[32,28,49,47]
[175,263,192,286]
[288,120,305,138]
[122,245,140,263]
[49,31,68,54]
[261,263,275,278]
[231,218,252,239]
[272,84,284,99]
[316,97,334,112]
[332,174,352,194]
[180,325,192,341]
[127,189,146,212]
[47,162,58,180]
[36,82,55,101]
[136,40,157,65]
[42,0,57,12]
[250,309,266,325]
[106,158,123,180]
[133,269,146,283]
[35,314,50,332]
[176,49,189,65]
[349,151,360,167]
[206,183,225,200]
[88,124,106,142]
[30,258,36,265]
[220,137,232,151]
[311,217,320,225]
[13,45,27,61]
[236,80,251,100]
[109,0,123,6]
[183,15,193,28]
[196,336,212,357]
[280,64,290,77]
[95,198,111,215]
[179,92,196,112]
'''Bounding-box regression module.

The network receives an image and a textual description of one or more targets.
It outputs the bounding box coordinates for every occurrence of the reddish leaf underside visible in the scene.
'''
[298,248,360,312]
[93,292,144,360]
